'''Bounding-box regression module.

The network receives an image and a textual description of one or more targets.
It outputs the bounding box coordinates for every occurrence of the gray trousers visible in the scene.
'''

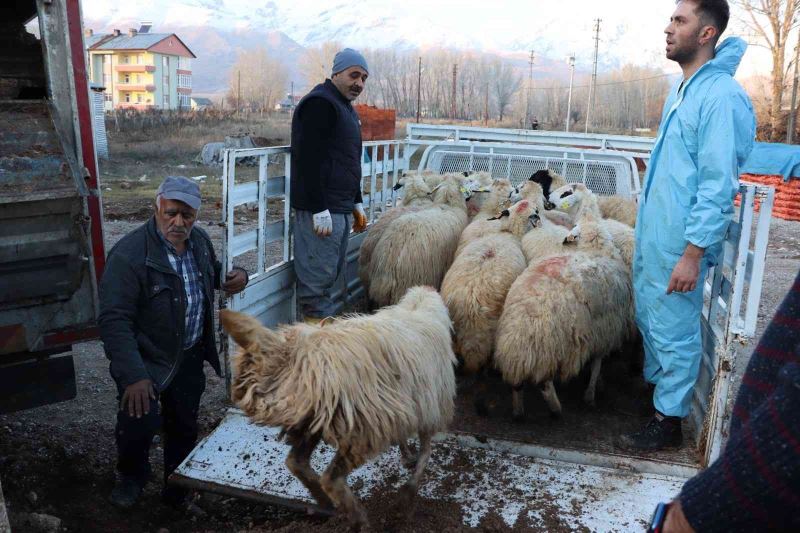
[293,209,351,318]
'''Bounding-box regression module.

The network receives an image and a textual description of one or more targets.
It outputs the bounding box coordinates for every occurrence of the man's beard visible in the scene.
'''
[667,32,701,64]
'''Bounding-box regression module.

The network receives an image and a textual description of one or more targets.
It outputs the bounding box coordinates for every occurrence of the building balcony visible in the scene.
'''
[176,69,191,75]
[114,65,156,73]
[116,84,156,92]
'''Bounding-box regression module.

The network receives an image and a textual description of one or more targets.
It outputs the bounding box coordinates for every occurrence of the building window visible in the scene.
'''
[121,55,129,64]
[137,94,143,103]
[124,93,130,103]
[103,92,112,102]
[178,74,191,89]
[179,94,191,109]
[179,57,191,70]
[162,56,170,108]
[122,73,130,84]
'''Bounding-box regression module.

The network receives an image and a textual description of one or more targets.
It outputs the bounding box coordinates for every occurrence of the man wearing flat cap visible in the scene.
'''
[290,47,370,323]
[99,176,248,509]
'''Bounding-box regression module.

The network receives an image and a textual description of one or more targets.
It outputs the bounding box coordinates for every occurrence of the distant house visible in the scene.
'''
[85,23,196,111]
[274,94,302,112]
[190,97,213,110]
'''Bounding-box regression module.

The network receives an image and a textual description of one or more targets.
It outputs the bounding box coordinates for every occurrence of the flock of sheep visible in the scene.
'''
[220,169,639,530]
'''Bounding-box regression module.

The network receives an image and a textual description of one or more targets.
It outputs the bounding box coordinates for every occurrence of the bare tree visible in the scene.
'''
[733,0,800,140]
[491,58,523,121]
[227,48,289,113]
[298,41,343,86]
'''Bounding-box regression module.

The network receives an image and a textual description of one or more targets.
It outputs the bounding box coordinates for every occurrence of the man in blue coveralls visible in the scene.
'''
[616,0,756,452]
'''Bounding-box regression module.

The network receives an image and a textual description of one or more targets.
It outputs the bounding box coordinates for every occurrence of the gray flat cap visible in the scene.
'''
[157,176,201,209]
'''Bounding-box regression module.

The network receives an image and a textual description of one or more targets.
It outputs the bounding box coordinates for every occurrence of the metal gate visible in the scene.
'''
[220,140,407,331]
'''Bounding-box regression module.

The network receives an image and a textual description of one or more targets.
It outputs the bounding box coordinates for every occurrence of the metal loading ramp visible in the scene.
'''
[173,410,686,530]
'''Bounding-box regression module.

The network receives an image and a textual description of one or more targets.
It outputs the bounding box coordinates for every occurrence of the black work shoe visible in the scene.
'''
[110,474,145,508]
[614,413,683,452]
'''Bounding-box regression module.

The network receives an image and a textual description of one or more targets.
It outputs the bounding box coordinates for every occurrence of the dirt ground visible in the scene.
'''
[2,160,799,532]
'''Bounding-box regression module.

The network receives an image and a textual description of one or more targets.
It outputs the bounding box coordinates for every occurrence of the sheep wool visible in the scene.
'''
[494,205,634,417]
[455,178,513,257]
[365,176,469,307]
[441,199,537,373]
[223,286,457,529]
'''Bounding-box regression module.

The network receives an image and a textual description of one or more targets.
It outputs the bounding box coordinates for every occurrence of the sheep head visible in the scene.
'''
[396,175,432,205]
[549,183,600,222]
[529,169,567,201]
[510,181,549,211]
[491,200,540,237]
[430,176,467,210]
[563,220,618,257]
[221,309,297,410]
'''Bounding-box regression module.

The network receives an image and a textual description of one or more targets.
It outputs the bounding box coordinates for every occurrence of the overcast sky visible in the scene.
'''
[82,0,780,79]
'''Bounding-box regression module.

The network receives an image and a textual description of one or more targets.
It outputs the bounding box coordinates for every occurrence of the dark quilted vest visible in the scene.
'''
[290,79,363,213]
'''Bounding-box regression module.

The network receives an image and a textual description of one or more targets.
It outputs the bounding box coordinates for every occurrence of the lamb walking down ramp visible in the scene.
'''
[222,286,457,530]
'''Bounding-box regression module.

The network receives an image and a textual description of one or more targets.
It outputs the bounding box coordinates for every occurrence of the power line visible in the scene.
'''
[529,72,674,91]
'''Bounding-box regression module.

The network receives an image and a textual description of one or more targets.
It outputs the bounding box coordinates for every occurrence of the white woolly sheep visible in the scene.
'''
[222,286,457,530]
[549,183,636,268]
[454,178,513,257]
[598,195,638,227]
[366,175,469,307]
[441,199,539,376]
[493,202,634,419]
[359,175,433,295]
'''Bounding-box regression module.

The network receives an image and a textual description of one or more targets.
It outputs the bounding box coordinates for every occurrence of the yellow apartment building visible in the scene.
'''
[85,26,196,111]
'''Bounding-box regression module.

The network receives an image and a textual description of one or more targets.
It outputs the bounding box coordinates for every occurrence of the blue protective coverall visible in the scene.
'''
[634,37,756,418]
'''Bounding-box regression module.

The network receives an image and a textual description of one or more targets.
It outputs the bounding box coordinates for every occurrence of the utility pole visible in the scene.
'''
[484,82,489,126]
[416,56,422,123]
[526,50,535,127]
[787,39,799,144]
[566,54,576,132]
[451,63,458,120]
[585,18,601,134]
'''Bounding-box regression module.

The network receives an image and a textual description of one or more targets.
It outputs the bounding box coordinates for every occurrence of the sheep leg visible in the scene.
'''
[511,384,526,422]
[583,357,603,408]
[540,381,562,418]
[321,448,369,531]
[285,432,333,511]
[400,431,433,516]
[399,440,418,469]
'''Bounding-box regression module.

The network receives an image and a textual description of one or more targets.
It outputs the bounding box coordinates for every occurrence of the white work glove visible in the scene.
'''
[312,209,333,237]
[352,203,367,233]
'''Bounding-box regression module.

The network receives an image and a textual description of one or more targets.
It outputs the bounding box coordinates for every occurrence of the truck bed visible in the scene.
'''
[173,409,685,530]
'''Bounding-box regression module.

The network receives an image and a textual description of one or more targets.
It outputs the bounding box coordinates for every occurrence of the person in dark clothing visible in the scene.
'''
[99,176,248,510]
[655,268,800,532]
[290,48,369,323]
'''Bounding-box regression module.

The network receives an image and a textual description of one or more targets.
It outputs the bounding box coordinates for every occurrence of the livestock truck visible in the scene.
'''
[0,0,778,529]
[0,1,105,527]
[170,125,775,529]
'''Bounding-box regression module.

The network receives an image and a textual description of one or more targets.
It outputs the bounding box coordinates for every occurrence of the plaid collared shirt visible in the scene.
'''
[159,232,205,349]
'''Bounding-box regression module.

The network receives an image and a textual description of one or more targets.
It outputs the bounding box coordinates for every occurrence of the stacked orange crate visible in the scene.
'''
[736,174,800,221]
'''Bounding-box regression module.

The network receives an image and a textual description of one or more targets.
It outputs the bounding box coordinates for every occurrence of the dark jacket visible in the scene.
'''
[290,79,364,214]
[679,269,800,531]
[99,217,232,390]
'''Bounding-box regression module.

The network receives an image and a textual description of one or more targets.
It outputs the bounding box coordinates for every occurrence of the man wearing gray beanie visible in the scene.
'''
[289,48,369,323]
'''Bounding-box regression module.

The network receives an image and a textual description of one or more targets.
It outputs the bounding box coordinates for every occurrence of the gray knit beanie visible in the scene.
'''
[332,48,369,76]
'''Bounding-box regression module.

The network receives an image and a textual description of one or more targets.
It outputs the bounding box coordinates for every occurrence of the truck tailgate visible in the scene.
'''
[173,409,685,530]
